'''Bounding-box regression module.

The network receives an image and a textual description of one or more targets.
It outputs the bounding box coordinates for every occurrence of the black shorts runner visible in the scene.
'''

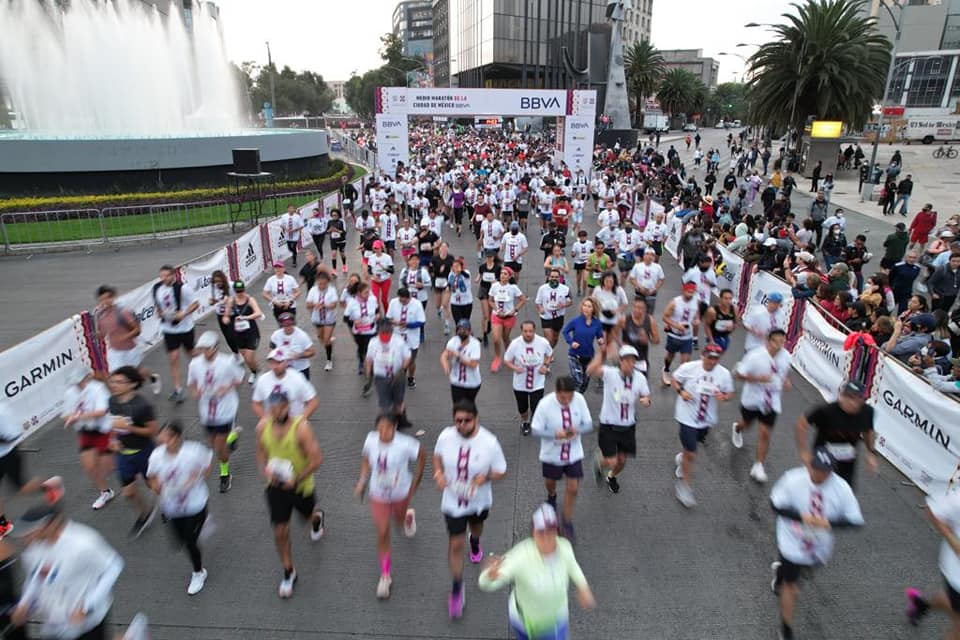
[163,330,195,352]
[542,460,584,480]
[266,486,317,525]
[541,317,564,332]
[513,388,544,415]
[444,509,489,536]
[598,424,636,457]
[234,330,260,351]
[740,405,778,427]
[775,553,814,585]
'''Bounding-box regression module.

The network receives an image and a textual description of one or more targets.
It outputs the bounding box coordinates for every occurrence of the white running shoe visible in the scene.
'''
[750,462,768,484]
[247,372,256,385]
[770,561,782,594]
[675,481,697,508]
[187,569,207,595]
[674,452,683,479]
[376,574,392,599]
[404,508,417,538]
[661,370,672,386]
[92,489,115,510]
[310,510,325,541]
[278,569,297,598]
[731,422,744,449]
[324,360,333,372]
[150,374,162,395]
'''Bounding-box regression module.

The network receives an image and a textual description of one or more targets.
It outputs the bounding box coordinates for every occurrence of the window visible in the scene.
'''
[906,56,950,108]
[943,14,960,50]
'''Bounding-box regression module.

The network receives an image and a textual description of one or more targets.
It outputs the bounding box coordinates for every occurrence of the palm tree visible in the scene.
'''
[747,0,891,141]
[624,40,665,128]
[656,69,704,121]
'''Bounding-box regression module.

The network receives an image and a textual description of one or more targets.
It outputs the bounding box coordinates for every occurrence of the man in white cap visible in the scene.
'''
[742,292,787,353]
[187,331,244,493]
[586,344,651,494]
[251,348,318,421]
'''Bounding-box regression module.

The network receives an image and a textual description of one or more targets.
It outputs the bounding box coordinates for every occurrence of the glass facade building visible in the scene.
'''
[886,51,960,110]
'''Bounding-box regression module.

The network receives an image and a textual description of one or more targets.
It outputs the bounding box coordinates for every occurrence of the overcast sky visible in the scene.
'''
[217,0,798,83]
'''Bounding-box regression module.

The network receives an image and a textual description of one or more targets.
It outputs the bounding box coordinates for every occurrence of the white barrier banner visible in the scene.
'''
[235,227,264,285]
[323,192,340,215]
[376,113,410,174]
[182,248,229,319]
[268,218,293,262]
[562,115,593,177]
[745,270,794,317]
[716,246,744,299]
[791,305,849,402]
[352,179,363,207]
[0,317,89,438]
[664,214,683,259]
[117,280,163,349]
[872,357,960,495]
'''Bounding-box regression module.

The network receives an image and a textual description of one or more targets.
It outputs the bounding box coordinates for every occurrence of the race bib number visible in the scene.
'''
[343,199,351,205]
[234,319,250,332]
[697,380,718,396]
[495,291,510,302]
[715,319,735,332]
[435,277,447,288]
[825,442,857,461]
[482,272,496,282]
[330,231,341,240]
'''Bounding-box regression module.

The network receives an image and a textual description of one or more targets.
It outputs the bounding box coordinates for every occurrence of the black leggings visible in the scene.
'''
[217,316,239,354]
[287,241,299,263]
[354,333,373,365]
[170,507,207,572]
[451,303,473,325]
[311,234,325,258]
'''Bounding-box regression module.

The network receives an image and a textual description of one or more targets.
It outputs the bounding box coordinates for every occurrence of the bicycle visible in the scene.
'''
[932,144,958,159]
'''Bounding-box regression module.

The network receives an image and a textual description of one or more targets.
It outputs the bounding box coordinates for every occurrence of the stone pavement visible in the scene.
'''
[0,173,950,639]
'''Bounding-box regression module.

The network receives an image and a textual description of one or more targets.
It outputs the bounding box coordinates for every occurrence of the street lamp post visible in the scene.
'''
[265,41,277,124]
[867,0,903,190]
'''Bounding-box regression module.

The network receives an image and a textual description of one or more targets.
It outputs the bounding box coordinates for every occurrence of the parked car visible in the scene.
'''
[714,120,726,129]
[682,123,698,132]
[732,119,742,128]
[330,139,343,151]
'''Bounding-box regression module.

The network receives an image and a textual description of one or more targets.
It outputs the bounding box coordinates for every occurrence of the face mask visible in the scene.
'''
[833,230,840,236]
[549,280,559,288]
[511,229,518,235]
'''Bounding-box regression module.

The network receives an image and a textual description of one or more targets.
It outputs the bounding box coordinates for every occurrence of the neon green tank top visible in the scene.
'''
[260,416,314,495]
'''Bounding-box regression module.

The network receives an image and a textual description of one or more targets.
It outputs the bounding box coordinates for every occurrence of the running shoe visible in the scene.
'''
[408,377,417,389]
[227,426,241,451]
[448,588,465,618]
[593,449,604,487]
[357,362,364,375]
[444,320,450,336]
[606,475,620,494]
[219,475,232,494]
[377,574,392,600]
[310,510,325,541]
[661,370,672,386]
[546,494,558,510]
[42,476,64,504]
[482,334,489,347]
[341,264,348,273]
[905,587,930,625]
[731,422,744,449]
[248,372,256,385]
[490,357,501,373]
[750,462,768,484]
[436,307,442,318]
[187,569,207,595]
[324,361,333,372]
[675,481,697,508]
[404,508,417,537]
[469,539,483,564]
[278,569,298,599]
[130,515,150,539]
[562,521,577,545]
[150,373,162,395]
[521,421,531,436]
[362,379,372,397]
[770,561,782,595]
[674,452,684,479]
[92,488,115,510]
[778,626,794,640]
[0,522,14,539]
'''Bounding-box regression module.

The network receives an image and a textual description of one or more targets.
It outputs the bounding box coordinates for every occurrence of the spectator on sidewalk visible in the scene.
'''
[894,174,913,216]
[881,223,909,271]
[889,252,922,313]
[809,160,822,192]
[809,192,829,246]
[822,224,847,270]
[882,313,935,363]
[928,253,960,313]
[822,208,846,235]
[909,204,938,251]
[880,177,898,216]
[842,235,872,293]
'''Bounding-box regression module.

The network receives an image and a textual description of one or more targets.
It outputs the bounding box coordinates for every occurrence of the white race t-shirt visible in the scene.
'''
[263,275,299,308]
[155,282,198,334]
[386,298,426,350]
[344,294,380,335]
[270,327,313,372]
[736,346,792,414]
[307,285,339,326]
[147,441,213,518]
[672,361,735,429]
[481,220,505,250]
[489,282,523,317]
[599,365,651,427]
[380,213,399,241]
[629,262,665,292]
[504,335,553,392]
[530,391,593,465]
[281,212,304,241]
[251,370,317,417]
[363,431,421,502]
[535,283,572,320]
[571,240,594,265]
[365,334,411,378]
[501,233,528,263]
[62,381,111,434]
[742,305,788,352]
[445,336,482,389]
[682,267,718,305]
[368,254,394,283]
[434,426,507,517]
[187,353,243,425]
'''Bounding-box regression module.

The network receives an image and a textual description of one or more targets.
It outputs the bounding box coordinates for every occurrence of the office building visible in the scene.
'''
[394,0,434,58]
[884,50,960,110]
[432,0,607,90]
[864,0,960,53]
[621,0,654,50]
[659,49,719,89]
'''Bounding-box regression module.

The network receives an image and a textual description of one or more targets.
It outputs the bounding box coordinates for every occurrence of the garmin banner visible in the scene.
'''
[872,357,960,495]
[791,304,850,401]
[715,247,744,302]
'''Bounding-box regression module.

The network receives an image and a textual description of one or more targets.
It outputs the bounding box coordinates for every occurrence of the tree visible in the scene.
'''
[623,40,665,127]
[343,32,427,118]
[244,64,334,117]
[746,0,891,138]
[656,69,705,120]
[704,82,750,124]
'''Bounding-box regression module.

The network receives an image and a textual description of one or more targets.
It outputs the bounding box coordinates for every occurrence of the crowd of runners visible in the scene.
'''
[0,123,956,640]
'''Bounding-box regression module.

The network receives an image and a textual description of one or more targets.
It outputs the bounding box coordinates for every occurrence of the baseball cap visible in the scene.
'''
[796,251,815,263]
[233,280,246,291]
[644,247,656,254]
[420,218,429,227]
[266,390,289,406]
[703,344,723,358]
[196,330,219,349]
[267,348,287,362]
[372,240,384,250]
[510,221,520,230]
[278,312,295,325]
[910,313,936,330]
[273,260,285,268]
[618,345,639,359]
[532,503,559,532]
[763,237,777,247]
[13,503,61,538]
[840,380,866,397]
[682,282,697,292]
[940,230,955,238]
[767,292,784,303]
[456,319,472,330]
[811,446,836,471]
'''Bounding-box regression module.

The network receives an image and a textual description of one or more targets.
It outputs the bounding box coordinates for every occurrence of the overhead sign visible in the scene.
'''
[882,105,905,117]
[375,113,410,175]
[810,120,843,138]
[376,88,597,117]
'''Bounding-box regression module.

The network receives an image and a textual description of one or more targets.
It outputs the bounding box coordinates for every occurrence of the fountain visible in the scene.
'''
[0,0,329,195]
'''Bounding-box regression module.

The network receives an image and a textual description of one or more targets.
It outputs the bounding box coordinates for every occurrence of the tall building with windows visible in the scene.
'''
[393,0,435,58]
[864,0,960,53]
[432,0,607,90]
[621,0,653,50]
[659,49,719,89]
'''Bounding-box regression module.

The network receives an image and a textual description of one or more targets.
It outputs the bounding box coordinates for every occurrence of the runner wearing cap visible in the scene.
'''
[501,221,529,274]
[587,344,652,494]
[417,218,439,268]
[661,282,701,386]
[503,321,554,436]
[530,376,592,541]
[187,331,244,493]
[354,413,426,599]
[769,447,864,640]
[62,370,115,510]
[905,489,960,633]
[326,208,349,274]
[433,399,508,618]
[366,320,412,423]
[269,313,316,381]
[368,240,394,312]
[628,248,665,313]
[305,270,338,372]
[441,320,483,404]
[672,345,735,508]
[263,262,300,323]
[489,267,527,373]
[386,288,426,390]
[222,280,264,383]
[256,390,325,599]
[479,503,595,638]
[146,421,212,595]
[795,381,877,490]
[732,329,793,484]
[344,281,381,379]
[742,293,787,354]
[10,504,124,639]
[250,350,318,420]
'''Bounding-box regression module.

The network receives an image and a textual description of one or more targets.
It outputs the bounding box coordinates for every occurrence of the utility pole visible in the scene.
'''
[867,0,903,194]
[266,41,277,124]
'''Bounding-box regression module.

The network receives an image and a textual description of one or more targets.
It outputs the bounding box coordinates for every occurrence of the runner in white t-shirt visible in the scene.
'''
[250,349,319,420]
[432,399,507,619]
[671,345,735,508]
[305,271,338,371]
[354,413,426,600]
[155,265,200,403]
[534,271,573,348]
[187,331,244,493]
[732,329,793,484]
[530,376,593,542]
[280,205,305,267]
[570,231,594,297]
[263,262,300,323]
[742,293,788,353]
[62,371,115,509]
[386,289,426,389]
[502,322,554,435]
[628,249,666,313]
[441,320,483,404]
[488,268,526,373]
[906,490,960,633]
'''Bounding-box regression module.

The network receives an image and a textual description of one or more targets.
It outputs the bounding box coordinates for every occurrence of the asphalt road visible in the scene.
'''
[0,129,948,639]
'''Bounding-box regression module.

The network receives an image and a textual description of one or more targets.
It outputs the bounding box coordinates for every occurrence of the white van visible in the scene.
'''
[901,116,960,144]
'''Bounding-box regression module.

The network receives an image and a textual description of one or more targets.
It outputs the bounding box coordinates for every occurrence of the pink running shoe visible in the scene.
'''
[469,540,483,564]
[448,588,465,618]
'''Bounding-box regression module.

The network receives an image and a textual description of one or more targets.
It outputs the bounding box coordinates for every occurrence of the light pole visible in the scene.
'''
[867,0,904,190]
[265,41,277,122]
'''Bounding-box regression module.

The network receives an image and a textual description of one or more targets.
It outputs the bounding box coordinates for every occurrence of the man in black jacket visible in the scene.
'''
[894,174,913,217]
[339,176,358,217]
